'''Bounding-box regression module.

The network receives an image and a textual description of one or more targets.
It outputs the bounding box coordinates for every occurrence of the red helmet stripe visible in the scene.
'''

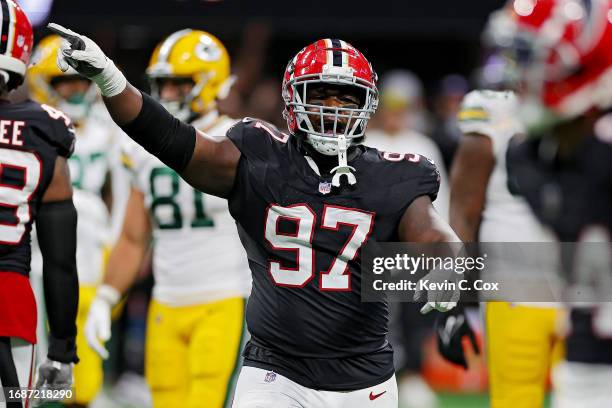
[0,0,10,55]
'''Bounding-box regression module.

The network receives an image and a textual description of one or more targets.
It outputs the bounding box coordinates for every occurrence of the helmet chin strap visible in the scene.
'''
[305,133,357,187]
[330,134,356,187]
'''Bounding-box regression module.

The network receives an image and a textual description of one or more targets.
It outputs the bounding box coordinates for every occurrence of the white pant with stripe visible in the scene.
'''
[232,366,398,408]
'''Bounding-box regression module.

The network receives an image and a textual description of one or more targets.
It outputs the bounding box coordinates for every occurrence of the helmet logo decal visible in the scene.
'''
[195,35,222,62]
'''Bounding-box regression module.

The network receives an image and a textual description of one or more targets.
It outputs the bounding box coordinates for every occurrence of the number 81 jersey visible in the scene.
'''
[121,115,250,306]
[226,119,440,391]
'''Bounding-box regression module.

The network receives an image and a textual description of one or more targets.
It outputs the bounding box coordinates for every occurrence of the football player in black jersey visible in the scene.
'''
[50,26,462,407]
[486,1,612,407]
[0,4,79,408]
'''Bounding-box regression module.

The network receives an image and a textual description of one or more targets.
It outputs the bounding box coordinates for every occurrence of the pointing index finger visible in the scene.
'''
[47,23,85,51]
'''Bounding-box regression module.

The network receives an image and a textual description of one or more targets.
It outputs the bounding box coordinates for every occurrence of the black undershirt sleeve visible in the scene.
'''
[119,92,197,173]
[36,199,79,364]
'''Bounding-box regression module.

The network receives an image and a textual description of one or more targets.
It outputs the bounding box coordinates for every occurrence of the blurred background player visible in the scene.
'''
[26,33,126,407]
[485,0,612,407]
[0,2,79,407]
[84,29,250,408]
[445,52,563,406]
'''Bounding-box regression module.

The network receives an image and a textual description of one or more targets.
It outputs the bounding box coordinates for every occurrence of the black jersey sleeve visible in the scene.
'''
[226,118,289,161]
[414,157,441,202]
[31,102,76,158]
[49,120,76,158]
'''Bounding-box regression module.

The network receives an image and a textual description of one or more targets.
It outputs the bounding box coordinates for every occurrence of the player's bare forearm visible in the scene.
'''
[399,196,461,244]
[181,133,241,198]
[104,189,151,295]
[109,89,239,197]
[102,83,143,125]
[449,134,494,242]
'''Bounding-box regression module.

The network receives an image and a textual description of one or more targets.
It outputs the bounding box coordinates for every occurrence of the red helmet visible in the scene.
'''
[0,0,33,89]
[485,0,612,128]
[282,39,378,156]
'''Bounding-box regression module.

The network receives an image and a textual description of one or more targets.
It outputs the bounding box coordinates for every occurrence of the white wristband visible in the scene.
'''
[96,284,121,306]
[92,58,127,97]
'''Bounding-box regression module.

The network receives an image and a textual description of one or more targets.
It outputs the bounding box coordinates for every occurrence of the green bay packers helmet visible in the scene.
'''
[27,35,97,123]
[147,29,233,121]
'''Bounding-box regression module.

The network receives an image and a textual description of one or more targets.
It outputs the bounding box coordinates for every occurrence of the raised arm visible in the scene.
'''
[49,24,241,198]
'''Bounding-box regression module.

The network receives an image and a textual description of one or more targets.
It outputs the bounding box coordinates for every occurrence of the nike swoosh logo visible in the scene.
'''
[369,391,387,400]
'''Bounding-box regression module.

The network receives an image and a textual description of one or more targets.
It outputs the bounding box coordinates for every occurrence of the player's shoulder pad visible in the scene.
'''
[29,101,76,158]
[369,148,441,202]
[457,90,517,137]
[226,117,290,159]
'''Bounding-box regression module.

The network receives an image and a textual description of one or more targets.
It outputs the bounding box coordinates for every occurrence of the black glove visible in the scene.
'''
[435,306,479,369]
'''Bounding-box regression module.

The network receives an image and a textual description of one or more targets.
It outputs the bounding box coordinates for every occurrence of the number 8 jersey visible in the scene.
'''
[226,118,440,391]
[121,114,251,306]
[0,100,75,343]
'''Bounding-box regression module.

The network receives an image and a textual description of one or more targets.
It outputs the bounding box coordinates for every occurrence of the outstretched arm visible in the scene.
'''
[399,196,462,313]
[49,24,241,198]
[399,196,460,244]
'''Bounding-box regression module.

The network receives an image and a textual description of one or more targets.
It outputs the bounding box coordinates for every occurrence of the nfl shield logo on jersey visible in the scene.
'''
[318,181,332,195]
[264,372,277,383]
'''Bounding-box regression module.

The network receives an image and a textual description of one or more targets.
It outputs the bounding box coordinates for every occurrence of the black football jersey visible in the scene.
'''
[227,118,440,390]
[0,100,75,277]
[507,131,612,364]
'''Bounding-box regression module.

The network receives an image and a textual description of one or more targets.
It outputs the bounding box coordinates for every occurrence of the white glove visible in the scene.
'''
[47,23,127,97]
[84,284,121,359]
[32,359,73,407]
[414,268,461,314]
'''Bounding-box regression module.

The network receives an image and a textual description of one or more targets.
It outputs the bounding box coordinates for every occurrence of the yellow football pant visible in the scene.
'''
[71,285,104,404]
[485,302,564,408]
[145,297,245,408]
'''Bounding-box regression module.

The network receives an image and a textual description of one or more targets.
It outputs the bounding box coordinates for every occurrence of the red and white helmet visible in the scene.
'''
[0,0,32,90]
[282,39,378,156]
[485,0,612,129]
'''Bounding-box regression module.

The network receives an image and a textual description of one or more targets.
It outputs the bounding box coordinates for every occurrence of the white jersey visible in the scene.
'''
[458,90,554,242]
[30,103,119,285]
[122,112,251,306]
[458,90,559,304]
[70,103,124,284]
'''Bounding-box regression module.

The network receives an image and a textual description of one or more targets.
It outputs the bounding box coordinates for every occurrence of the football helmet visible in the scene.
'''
[146,29,233,122]
[485,0,612,131]
[0,0,33,91]
[282,39,378,185]
[28,35,97,122]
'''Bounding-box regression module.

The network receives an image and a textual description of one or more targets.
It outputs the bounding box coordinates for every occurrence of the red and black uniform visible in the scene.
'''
[227,118,439,390]
[0,100,75,344]
[507,131,612,364]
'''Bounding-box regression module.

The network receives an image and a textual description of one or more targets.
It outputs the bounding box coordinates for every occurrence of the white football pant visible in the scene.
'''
[553,361,612,408]
[232,366,398,408]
